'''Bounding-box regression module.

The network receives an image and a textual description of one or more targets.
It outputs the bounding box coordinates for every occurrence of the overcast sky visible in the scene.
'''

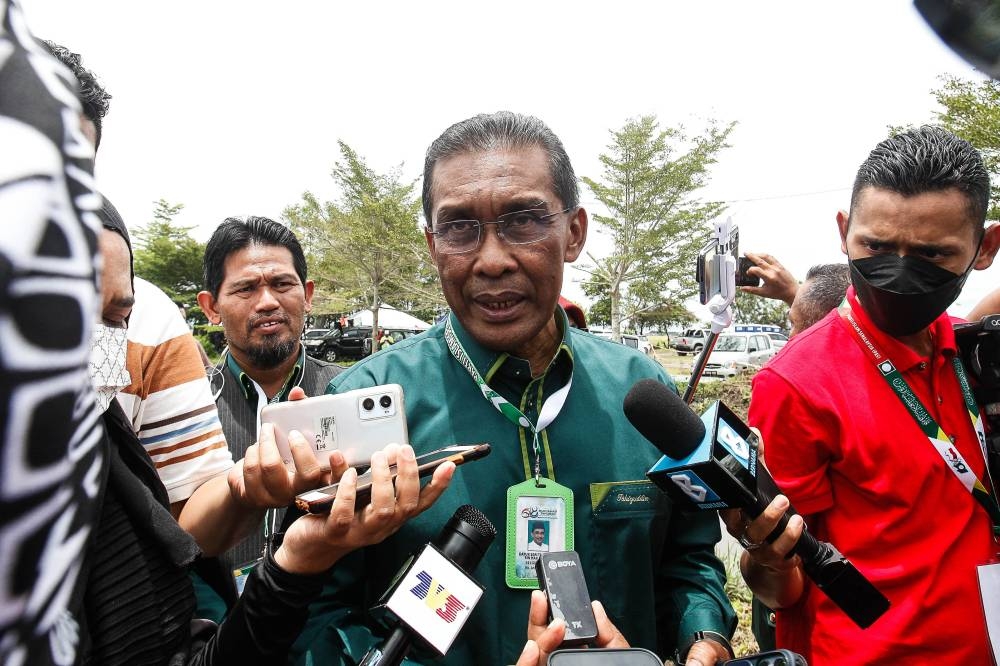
[22,0,996,320]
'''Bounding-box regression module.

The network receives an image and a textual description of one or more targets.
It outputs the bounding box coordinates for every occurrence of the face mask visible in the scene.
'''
[89,322,131,412]
[849,254,972,337]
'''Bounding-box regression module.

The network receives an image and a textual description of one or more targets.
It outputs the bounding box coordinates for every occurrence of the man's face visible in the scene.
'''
[425,146,587,356]
[838,187,999,276]
[98,229,134,327]
[197,243,314,370]
[532,528,545,544]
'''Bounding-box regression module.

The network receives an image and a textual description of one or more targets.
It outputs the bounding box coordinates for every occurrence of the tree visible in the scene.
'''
[580,115,735,341]
[284,141,443,334]
[731,292,788,328]
[931,75,1000,221]
[132,199,206,318]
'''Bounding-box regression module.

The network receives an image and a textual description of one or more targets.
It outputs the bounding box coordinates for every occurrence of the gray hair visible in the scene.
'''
[422,111,579,225]
[797,263,850,330]
[850,125,990,226]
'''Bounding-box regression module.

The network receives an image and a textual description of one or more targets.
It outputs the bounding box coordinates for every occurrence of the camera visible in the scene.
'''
[736,256,763,287]
[954,314,1000,484]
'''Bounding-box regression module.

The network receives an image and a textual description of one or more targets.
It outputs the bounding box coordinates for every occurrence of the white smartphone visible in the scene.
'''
[259,384,409,469]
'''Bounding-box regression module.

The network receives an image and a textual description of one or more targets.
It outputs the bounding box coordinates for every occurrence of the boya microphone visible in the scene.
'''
[623,378,889,629]
[360,504,497,666]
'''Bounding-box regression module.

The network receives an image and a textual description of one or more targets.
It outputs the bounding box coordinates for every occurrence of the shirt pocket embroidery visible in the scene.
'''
[590,480,668,518]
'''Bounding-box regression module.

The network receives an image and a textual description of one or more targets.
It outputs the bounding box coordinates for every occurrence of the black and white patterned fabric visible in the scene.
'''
[0,2,105,664]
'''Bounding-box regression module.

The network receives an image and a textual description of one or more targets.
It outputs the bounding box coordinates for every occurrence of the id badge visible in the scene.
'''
[978,561,1000,664]
[505,478,574,589]
[233,559,260,597]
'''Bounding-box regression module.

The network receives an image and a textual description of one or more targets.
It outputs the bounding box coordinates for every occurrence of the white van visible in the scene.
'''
[704,331,778,377]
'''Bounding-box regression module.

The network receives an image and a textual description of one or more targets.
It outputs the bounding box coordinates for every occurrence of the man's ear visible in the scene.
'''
[836,209,850,255]
[303,280,315,312]
[974,223,1000,271]
[564,207,588,263]
[197,291,221,325]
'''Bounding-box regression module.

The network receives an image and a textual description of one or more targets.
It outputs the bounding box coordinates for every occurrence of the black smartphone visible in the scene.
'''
[735,256,762,287]
[294,443,491,514]
[723,649,807,666]
[547,648,662,666]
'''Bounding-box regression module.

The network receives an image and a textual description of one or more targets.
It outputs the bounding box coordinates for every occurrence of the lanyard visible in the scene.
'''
[839,307,1000,533]
[444,315,571,485]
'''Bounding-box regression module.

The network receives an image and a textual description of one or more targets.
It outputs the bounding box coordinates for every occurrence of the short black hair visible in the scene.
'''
[798,263,850,328]
[422,111,578,225]
[202,216,307,298]
[850,125,990,226]
[41,40,111,150]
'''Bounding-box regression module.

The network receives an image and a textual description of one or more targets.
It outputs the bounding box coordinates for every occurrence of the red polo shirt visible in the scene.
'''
[748,287,996,665]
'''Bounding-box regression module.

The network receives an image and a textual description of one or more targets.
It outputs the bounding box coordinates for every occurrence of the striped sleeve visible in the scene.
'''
[117,278,233,503]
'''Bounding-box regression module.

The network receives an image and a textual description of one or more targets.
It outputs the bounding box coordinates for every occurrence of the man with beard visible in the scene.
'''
[729,126,1000,664]
[197,216,342,599]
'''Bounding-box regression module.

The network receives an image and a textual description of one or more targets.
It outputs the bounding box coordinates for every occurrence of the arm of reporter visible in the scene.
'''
[179,421,337,557]
[516,590,631,666]
[720,496,807,610]
[188,444,454,664]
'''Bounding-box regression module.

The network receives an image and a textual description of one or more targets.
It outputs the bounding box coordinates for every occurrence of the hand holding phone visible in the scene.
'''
[295,444,492,514]
[276,442,458,575]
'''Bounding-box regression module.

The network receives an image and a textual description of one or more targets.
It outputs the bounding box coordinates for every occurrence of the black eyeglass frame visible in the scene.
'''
[426,206,576,254]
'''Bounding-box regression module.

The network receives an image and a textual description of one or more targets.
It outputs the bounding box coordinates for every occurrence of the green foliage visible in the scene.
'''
[284,141,444,330]
[895,76,1000,220]
[731,292,789,329]
[580,115,735,341]
[132,199,206,320]
[933,75,1000,221]
[679,369,754,422]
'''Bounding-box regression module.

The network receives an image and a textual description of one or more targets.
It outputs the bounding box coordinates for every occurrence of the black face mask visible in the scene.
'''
[849,253,974,337]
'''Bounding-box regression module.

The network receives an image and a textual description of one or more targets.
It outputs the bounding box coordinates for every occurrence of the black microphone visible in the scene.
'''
[623,379,890,629]
[360,504,497,666]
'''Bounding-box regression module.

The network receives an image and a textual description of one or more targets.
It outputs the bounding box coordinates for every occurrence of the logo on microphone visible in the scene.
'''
[409,571,468,623]
[669,471,721,505]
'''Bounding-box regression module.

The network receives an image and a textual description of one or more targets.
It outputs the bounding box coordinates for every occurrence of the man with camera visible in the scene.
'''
[194,216,343,610]
[293,112,735,665]
[730,126,1000,664]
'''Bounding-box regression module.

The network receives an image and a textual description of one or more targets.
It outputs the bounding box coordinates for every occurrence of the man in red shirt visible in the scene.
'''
[731,126,1000,664]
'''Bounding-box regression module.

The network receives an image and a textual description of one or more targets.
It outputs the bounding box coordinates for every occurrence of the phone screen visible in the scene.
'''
[697,228,740,304]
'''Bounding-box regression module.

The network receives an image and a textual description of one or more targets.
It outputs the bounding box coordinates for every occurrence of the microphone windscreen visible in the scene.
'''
[623,378,706,459]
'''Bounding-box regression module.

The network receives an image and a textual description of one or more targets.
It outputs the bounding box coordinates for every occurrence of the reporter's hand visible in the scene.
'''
[720,494,804,572]
[516,590,631,666]
[228,387,339,509]
[740,252,799,305]
[275,443,454,574]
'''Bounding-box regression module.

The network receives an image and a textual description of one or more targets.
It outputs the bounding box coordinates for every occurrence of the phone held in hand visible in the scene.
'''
[260,384,408,469]
[294,443,492,514]
[735,256,763,287]
[723,649,807,666]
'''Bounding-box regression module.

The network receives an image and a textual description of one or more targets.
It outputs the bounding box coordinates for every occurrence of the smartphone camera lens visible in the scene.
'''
[362,397,375,411]
[379,395,392,409]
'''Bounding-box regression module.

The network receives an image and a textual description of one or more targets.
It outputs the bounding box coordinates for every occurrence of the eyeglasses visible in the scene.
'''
[427,207,574,255]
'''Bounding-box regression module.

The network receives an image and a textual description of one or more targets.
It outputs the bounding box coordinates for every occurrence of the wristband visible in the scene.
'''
[676,629,735,665]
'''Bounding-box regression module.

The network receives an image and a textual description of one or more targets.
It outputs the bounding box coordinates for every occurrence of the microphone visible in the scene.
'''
[360,504,497,666]
[623,379,890,629]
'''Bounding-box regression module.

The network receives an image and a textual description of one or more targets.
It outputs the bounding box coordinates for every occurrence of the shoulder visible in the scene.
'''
[304,353,343,384]
[128,278,190,345]
[569,329,673,386]
[329,327,447,393]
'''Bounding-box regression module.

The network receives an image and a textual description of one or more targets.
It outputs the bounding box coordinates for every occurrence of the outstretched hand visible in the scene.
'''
[275,443,455,575]
[515,590,631,666]
[740,252,799,305]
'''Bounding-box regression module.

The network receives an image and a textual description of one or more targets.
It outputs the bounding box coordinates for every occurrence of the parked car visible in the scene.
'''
[703,331,778,377]
[766,332,789,350]
[732,323,789,351]
[620,333,654,357]
[314,326,423,361]
[672,327,710,355]
[301,328,343,362]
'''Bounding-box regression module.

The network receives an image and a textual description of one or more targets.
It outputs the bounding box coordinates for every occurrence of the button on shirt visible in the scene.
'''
[749,287,995,665]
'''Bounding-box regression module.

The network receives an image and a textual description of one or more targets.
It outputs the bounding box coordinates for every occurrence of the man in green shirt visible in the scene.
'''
[297,112,735,665]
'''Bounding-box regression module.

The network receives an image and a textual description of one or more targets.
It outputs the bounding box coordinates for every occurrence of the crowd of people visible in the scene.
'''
[3,3,999,664]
